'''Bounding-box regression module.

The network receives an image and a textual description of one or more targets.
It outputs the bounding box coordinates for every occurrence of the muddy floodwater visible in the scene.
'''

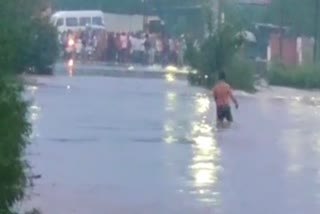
[22,74,320,214]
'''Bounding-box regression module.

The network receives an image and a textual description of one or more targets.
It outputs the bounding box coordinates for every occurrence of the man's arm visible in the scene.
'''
[229,88,239,109]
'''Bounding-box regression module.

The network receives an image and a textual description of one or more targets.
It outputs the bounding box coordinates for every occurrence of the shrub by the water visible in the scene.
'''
[267,64,320,89]
[27,18,59,74]
[226,57,256,92]
[0,76,31,213]
[185,24,255,92]
[0,1,57,212]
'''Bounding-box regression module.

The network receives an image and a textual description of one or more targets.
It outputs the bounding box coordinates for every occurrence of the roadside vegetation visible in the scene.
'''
[262,0,320,90]
[267,64,320,89]
[0,0,58,213]
[185,21,256,92]
[184,0,320,91]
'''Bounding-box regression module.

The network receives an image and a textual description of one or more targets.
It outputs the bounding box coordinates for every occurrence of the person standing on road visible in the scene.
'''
[212,71,239,124]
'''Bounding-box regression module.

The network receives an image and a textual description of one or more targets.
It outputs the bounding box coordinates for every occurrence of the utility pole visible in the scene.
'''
[142,0,148,33]
[314,0,320,64]
[279,0,284,62]
[217,0,223,32]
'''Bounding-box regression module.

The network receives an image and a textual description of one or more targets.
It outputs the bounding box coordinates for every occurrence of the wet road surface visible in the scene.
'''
[23,73,320,214]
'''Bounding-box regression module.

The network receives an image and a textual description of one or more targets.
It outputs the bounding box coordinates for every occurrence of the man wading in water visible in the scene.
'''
[212,71,239,125]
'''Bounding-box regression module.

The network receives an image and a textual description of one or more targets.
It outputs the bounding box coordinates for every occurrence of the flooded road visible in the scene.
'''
[23,74,320,214]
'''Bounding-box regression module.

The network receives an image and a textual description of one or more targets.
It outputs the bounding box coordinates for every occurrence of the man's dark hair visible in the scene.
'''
[218,71,226,80]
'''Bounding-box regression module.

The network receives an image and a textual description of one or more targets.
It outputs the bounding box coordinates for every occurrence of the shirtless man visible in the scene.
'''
[212,71,239,123]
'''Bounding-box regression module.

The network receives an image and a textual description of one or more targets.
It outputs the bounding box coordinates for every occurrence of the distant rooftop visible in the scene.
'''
[237,0,271,5]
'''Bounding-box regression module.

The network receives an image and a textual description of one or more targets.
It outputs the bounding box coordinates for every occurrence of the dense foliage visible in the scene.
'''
[185,23,256,91]
[0,76,31,214]
[28,18,59,74]
[54,0,202,13]
[0,0,56,212]
[265,0,317,36]
[268,64,320,89]
[54,0,319,37]
[0,0,58,74]
[54,0,206,36]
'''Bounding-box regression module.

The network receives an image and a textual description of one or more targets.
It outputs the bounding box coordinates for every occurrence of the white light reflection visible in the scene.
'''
[30,104,41,122]
[68,68,74,77]
[26,85,39,96]
[190,122,220,187]
[29,103,42,140]
[189,94,221,205]
[164,120,177,144]
[165,73,176,82]
[287,96,305,118]
[163,90,178,144]
[195,93,210,114]
[165,65,179,73]
[166,91,177,112]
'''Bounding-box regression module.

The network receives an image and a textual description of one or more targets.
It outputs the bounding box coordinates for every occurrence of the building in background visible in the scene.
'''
[237,0,271,5]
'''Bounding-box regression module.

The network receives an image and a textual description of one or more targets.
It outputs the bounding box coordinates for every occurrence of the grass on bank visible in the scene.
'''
[267,64,320,89]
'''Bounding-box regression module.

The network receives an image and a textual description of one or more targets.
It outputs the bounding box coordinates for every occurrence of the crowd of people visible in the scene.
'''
[59,26,187,66]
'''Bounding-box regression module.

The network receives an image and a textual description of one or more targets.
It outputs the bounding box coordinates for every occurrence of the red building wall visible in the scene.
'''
[270,33,297,65]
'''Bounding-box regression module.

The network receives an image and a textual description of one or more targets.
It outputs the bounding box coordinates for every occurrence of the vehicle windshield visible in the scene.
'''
[66,17,78,26]
[80,17,91,26]
[92,17,103,26]
[56,18,64,27]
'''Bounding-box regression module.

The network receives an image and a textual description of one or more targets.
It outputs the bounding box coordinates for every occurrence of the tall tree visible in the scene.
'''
[54,0,144,13]
[53,0,203,13]
[265,0,315,35]
[0,1,56,213]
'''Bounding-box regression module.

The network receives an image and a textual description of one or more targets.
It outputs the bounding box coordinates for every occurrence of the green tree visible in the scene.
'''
[0,0,57,74]
[264,0,315,35]
[54,0,144,13]
[53,0,208,14]
[185,23,244,75]
[0,0,55,212]
[28,18,59,74]
[0,76,31,214]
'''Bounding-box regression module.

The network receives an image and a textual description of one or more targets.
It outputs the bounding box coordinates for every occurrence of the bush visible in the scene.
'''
[185,24,255,91]
[0,2,58,75]
[0,76,31,213]
[27,18,59,75]
[226,57,256,91]
[185,24,243,75]
[267,64,320,89]
[0,1,54,212]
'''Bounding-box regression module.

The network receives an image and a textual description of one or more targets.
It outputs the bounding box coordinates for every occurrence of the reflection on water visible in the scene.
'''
[163,89,220,203]
[165,73,176,82]
[28,85,41,139]
[190,93,220,205]
[30,105,41,122]
[68,68,73,77]
[282,129,304,174]
[164,90,220,204]
[24,77,320,213]
[164,90,178,144]
[191,124,219,188]
[26,85,39,96]
[195,93,210,114]
[164,120,177,144]
[166,92,177,112]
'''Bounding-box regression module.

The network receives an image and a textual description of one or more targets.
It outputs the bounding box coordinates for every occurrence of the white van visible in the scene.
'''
[51,10,105,33]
